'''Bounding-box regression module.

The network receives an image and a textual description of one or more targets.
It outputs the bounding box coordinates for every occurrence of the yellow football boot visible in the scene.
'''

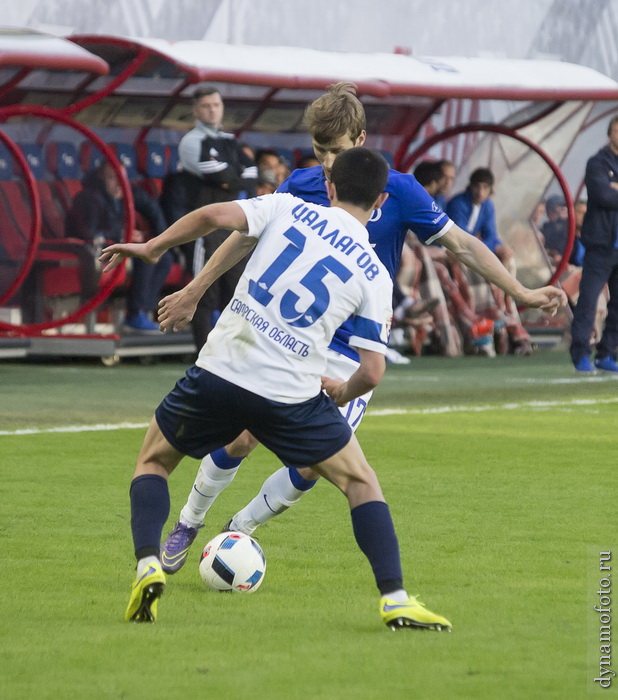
[380,595,452,631]
[124,561,166,623]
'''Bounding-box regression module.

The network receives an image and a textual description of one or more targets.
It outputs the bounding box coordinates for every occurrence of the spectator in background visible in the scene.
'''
[297,153,320,169]
[434,159,456,209]
[570,115,618,374]
[179,87,257,191]
[411,161,496,356]
[575,200,587,237]
[447,167,531,355]
[255,168,278,195]
[178,86,257,348]
[66,162,173,332]
[255,148,289,185]
[447,168,513,266]
[412,160,443,197]
[542,195,585,268]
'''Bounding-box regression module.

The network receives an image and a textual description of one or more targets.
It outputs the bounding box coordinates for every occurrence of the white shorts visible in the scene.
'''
[324,348,373,433]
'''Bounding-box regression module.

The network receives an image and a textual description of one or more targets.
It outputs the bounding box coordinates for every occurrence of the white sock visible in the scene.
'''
[137,555,159,577]
[230,467,313,535]
[383,589,408,603]
[179,452,240,527]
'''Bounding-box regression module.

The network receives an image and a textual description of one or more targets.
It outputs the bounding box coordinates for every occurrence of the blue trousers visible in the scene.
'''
[126,251,174,317]
[570,248,618,362]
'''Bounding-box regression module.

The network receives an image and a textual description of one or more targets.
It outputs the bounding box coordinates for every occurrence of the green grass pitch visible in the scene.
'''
[0,351,616,699]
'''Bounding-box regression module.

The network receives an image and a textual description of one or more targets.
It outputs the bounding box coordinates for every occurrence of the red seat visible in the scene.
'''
[37,181,66,240]
[45,142,84,213]
[0,180,32,262]
[136,142,167,199]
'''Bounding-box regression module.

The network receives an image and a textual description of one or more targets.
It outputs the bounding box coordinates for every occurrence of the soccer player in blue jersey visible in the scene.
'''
[158,83,566,579]
[102,147,452,629]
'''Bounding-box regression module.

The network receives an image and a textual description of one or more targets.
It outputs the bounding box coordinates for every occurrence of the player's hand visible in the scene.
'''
[321,376,347,406]
[158,290,198,333]
[99,242,160,273]
[524,286,568,316]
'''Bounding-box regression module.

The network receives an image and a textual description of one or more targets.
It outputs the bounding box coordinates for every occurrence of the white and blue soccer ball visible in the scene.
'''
[199,531,266,593]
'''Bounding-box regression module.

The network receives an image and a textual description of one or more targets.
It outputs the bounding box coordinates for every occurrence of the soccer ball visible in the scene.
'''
[199,531,266,593]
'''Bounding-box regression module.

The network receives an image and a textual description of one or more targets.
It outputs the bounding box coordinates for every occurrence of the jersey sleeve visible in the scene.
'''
[347,278,393,355]
[234,193,292,239]
[177,131,203,178]
[396,173,453,245]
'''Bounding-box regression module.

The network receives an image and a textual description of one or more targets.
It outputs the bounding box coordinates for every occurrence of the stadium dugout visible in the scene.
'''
[1,28,618,360]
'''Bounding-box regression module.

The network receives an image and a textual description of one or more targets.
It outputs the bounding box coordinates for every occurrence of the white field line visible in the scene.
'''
[0,422,149,436]
[368,396,618,416]
[1,396,617,437]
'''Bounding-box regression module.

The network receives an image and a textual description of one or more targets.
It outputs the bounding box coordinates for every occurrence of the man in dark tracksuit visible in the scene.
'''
[570,116,618,373]
[178,86,257,349]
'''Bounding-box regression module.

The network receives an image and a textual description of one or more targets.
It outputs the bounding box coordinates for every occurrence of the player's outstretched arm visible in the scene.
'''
[322,347,386,407]
[440,224,567,315]
[99,201,249,273]
[158,232,257,333]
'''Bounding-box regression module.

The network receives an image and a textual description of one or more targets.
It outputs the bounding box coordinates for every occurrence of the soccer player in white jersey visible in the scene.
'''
[157,83,567,574]
[102,147,452,629]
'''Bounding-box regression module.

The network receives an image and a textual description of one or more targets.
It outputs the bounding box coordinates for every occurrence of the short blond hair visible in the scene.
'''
[304,82,366,143]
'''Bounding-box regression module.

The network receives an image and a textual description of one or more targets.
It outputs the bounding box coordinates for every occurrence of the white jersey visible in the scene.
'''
[197,193,393,403]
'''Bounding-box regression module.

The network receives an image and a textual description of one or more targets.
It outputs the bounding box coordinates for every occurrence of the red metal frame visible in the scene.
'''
[69,35,200,83]
[0,104,135,333]
[0,129,41,306]
[0,66,32,101]
[404,122,575,287]
[63,48,151,116]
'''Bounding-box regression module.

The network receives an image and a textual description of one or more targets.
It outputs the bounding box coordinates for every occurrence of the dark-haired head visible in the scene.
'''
[329,147,389,211]
[192,86,221,103]
[469,167,494,187]
[414,160,443,189]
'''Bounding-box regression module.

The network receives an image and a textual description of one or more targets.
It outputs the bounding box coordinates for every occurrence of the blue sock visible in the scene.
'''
[130,474,170,560]
[288,466,318,491]
[211,446,244,470]
[351,501,403,595]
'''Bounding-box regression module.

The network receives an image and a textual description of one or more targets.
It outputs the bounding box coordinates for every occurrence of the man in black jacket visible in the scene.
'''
[178,86,257,348]
[66,162,173,332]
[570,116,618,373]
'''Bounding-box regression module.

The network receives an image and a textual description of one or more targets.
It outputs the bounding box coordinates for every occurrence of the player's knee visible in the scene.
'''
[133,458,172,479]
[226,431,259,458]
[342,463,384,503]
[334,461,379,495]
[349,462,378,488]
[296,466,319,481]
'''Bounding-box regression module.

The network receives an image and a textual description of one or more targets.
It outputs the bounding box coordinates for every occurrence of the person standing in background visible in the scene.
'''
[570,116,618,374]
[178,86,257,348]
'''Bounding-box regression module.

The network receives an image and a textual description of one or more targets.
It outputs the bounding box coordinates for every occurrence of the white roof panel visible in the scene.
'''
[0,28,108,74]
[134,37,618,99]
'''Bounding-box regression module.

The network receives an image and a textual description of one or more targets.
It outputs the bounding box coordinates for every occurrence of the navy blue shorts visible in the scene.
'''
[155,366,352,467]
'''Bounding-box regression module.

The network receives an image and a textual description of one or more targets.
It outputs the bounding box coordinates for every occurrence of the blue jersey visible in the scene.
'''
[278,165,453,359]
